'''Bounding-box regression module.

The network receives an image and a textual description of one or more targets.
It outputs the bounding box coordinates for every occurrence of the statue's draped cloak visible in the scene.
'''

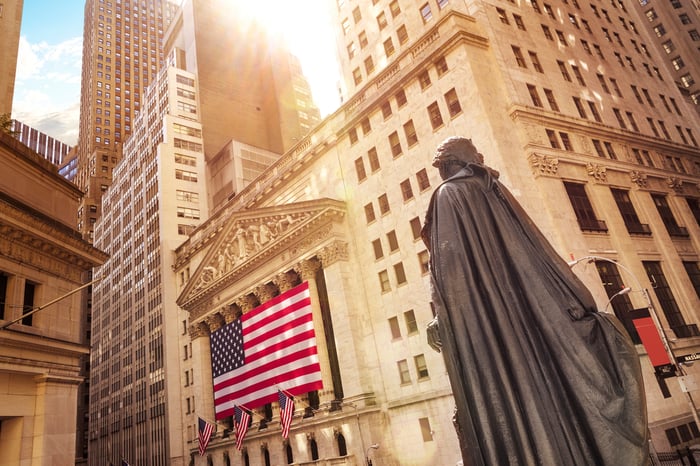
[425,165,647,466]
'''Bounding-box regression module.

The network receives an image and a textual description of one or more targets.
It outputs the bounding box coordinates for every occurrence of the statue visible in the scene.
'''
[422,137,648,466]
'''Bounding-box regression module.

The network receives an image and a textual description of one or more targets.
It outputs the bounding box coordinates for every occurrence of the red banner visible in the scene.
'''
[633,317,671,367]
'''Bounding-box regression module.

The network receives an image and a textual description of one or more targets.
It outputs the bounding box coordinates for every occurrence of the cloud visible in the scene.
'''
[13,36,82,145]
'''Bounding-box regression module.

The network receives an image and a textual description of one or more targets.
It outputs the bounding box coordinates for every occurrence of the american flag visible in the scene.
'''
[233,405,251,451]
[210,281,323,419]
[197,417,214,456]
[278,390,295,438]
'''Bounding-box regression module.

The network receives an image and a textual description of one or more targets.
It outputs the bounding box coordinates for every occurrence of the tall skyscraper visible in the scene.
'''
[0,0,23,116]
[171,0,700,464]
[11,119,72,165]
[87,1,321,465]
[75,0,178,242]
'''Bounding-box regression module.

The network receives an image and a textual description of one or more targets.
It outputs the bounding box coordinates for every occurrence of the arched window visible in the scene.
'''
[223,452,230,466]
[337,433,348,456]
[263,447,271,466]
[243,450,250,466]
[310,438,319,460]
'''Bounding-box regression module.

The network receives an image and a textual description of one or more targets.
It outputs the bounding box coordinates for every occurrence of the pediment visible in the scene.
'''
[177,198,346,310]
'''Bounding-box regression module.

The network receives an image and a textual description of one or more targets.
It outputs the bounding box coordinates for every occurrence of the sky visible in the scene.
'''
[12,0,342,147]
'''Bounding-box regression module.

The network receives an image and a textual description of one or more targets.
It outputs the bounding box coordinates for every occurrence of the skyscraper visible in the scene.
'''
[87,1,321,465]
[0,0,23,116]
[75,0,178,242]
[173,0,700,464]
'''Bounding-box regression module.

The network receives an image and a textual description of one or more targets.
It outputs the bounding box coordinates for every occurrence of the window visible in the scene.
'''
[544,3,555,18]
[435,56,448,76]
[400,179,414,201]
[387,230,399,251]
[428,101,444,128]
[643,261,696,338]
[418,250,430,274]
[653,24,666,37]
[389,317,401,339]
[610,78,622,97]
[372,238,384,260]
[389,131,402,157]
[544,89,559,111]
[346,42,356,59]
[613,108,626,129]
[416,169,430,191]
[394,262,407,284]
[626,112,639,132]
[176,190,199,202]
[414,354,429,379]
[444,88,462,117]
[397,24,409,44]
[527,84,543,107]
[398,360,411,383]
[396,89,408,107]
[353,67,362,85]
[559,132,573,151]
[571,65,585,85]
[419,418,433,441]
[383,37,395,57]
[587,100,602,122]
[573,97,587,118]
[361,117,371,135]
[348,127,358,145]
[364,56,375,74]
[652,194,688,238]
[597,74,610,94]
[680,74,695,88]
[22,281,37,326]
[379,270,391,293]
[420,3,433,22]
[512,46,527,67]
[529,51,543,72]
[376,11,387,29]
[557,60,571,81]
[359,31,368,48]
[563,182,607,231]
[404,120,418,146]
[497,8,510,24]
[418,70,431,89]
[378,193,391,214]
[611,189,650,235]
[390,0,401,17]
[364,203,376,223]
[410,217,422,240]
[381,101,393,119]
[542,24,553,40]
[0,272,8,320]
[556,30,568,46]
[177,207,200,219]
[355,157,367,182]
[368,147,380,171]
[514,14,526,30]
[175,169,198,182]
[546,129,560,149]
[684,262,700,299]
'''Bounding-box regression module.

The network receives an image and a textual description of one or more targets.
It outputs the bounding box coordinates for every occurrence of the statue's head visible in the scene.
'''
[432,137,484,168]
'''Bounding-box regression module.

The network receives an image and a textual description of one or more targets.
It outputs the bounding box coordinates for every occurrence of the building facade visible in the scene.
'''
[87,1,321,465]
[172,0,700,464]
[12,119,72,166]
[0,0,23,116]
[0,130,107,465]
[75,0,178,241]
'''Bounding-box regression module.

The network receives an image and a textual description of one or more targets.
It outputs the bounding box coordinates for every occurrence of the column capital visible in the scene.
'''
[235,295,258,312]
[189,322,210,340]
[221,304,241,324]
[274,271,298,292]
[205,313,226,333]
[255,283,278,303]
[317,240,349,267]
[295,257,321,281]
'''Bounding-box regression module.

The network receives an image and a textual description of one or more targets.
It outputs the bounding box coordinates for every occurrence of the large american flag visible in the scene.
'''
[210,281,323,419]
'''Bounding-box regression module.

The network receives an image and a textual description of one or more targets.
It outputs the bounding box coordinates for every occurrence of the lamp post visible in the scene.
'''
[366,443,379,466]
[568,255,700,430]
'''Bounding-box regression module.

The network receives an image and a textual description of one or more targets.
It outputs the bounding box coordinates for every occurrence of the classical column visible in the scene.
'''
[274,271,297,293]
[294,258,333,404]
[220,304,241,325]
[32,375,82,465]
[255,283,278,303]
[189,322,215,423]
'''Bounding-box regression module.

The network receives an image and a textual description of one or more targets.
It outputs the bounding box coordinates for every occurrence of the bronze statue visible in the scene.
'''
[423,137,648,465]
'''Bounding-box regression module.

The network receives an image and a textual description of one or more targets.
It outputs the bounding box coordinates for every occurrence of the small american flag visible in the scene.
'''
[210,281,323,419]
[233,405,251,451]
[278,390,295,438]
[197,417,214,456]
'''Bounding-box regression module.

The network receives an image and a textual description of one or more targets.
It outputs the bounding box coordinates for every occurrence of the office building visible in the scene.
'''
[174,0,700,464]
[87,1,320,464]
[12,119,72,165]
[0,0,23,116]
[0,130,107,465]
[74,0,178,241]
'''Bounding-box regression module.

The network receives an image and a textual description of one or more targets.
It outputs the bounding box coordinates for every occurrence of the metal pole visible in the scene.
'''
[569,256,700,430]
[0,275,102,330]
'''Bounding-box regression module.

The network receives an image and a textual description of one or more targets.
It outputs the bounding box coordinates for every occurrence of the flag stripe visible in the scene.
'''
[210,281,324,419]
[198,417,214,456]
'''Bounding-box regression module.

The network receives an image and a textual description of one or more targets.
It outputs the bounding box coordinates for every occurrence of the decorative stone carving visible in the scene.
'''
[528,153,559,177]
[274,271,298,293]
[668,177,684,193]
[630,171,648,188]
[296,258,322,281]
[205,313,225,333]
[236,295,258,312]
[220,304,240,324]
[318,240,349,267]
[255,283,278,303]
[586,163,607,182]
[188,322,210,340]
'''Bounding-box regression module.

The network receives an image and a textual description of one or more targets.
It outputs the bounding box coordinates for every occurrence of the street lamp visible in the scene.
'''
[568,255,700,430]
[366,443,379,466]
[604,286,631,313]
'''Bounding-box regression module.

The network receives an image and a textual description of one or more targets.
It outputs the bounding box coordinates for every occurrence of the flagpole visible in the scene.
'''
[277,387,316,414]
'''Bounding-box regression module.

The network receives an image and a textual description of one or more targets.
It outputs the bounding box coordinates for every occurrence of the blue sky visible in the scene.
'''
[12,1,84,145]
[12,1,342,147]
